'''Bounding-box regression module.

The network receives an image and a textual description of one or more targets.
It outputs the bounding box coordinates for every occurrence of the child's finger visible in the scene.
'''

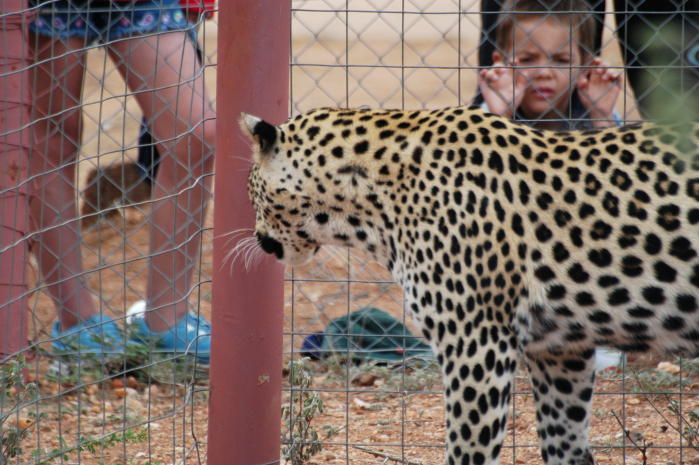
[480,68,505,87]
[602,69,622,83]
[482,69,498,82]
[587,58,605,75]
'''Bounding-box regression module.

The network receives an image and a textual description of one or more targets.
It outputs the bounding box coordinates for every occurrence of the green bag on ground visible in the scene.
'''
[317,307,434,362]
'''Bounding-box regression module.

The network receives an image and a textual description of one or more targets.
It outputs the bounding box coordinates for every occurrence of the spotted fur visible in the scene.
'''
[242,106,699,465]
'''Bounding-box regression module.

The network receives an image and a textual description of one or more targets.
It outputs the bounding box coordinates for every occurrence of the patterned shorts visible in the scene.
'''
[30,0,189,43]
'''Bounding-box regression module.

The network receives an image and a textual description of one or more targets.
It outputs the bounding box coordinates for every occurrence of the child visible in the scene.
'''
[478,0,622,130]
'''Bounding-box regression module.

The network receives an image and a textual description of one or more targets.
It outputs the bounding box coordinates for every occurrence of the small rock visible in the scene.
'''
[657,361,680,374]
[352,397,372,409]
[125,397,143,411]
[352,372,379,387]
[14,418,33,429]
[113,386,138,400]
[145,384,159,397]
[126,376,139,389]
[627,429,645,443]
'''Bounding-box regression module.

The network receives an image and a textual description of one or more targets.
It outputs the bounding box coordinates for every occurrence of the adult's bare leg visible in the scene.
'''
[29,34,96,329]
[108,31,215,331]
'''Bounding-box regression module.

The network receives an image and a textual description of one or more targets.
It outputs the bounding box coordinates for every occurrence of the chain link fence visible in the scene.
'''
[285,1,698,464]
[1,1,698,464]
[2,1,216,463]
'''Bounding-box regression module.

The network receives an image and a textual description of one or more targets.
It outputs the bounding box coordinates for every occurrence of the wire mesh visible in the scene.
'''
[286,1,698,465]
[1,1,217,464]
[1,1,698,465]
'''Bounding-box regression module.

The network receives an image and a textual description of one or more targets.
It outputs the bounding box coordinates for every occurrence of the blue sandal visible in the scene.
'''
[51,314,124,358]
[126,301,211,366]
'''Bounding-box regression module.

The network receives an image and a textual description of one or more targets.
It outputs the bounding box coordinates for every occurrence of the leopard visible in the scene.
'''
[241,105,699,465]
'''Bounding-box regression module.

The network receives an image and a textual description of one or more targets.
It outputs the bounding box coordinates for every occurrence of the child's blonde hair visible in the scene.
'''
[495,0,597,64]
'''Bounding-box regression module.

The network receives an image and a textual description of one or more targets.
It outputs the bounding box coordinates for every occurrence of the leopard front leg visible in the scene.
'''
[399,239,521,465]
[436,323,518,465]
[523,349,597,465]
[411,297,518,465]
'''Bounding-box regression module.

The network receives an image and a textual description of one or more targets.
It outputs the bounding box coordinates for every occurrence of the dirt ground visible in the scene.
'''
[9,2,698,465]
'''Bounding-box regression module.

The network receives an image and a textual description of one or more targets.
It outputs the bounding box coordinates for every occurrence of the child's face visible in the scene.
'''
[500,17,585,121]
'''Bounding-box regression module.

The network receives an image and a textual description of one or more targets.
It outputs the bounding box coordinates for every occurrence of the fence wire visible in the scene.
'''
[286,1,698,465]
[1,1,216,464]
[1,1,698,465]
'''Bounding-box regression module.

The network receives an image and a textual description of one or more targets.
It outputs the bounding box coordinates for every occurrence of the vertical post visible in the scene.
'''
[0,0,31,360]
[209,1,289,464]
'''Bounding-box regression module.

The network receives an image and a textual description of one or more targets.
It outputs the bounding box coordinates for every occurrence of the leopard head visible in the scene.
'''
[242,109,385,267]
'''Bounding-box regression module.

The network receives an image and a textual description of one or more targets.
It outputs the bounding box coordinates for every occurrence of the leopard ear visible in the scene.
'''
[240,113,277,154]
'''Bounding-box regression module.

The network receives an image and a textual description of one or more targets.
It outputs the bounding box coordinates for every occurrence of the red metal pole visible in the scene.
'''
[209,1,289,464]
[0,0,31,361]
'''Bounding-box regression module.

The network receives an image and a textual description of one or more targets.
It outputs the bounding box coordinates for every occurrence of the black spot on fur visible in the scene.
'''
[608,288,630,306]
[656,204,681,231]
[642,286,666,304]
[654,261,677,282]
[354,140,369,154]
[677,295,697,313]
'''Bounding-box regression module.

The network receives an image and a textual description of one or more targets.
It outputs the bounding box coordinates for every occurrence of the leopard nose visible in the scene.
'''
[256,232,284,259]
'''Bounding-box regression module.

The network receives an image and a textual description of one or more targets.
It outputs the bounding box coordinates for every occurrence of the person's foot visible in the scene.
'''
[126,301,211,366]
[51,314,124,358]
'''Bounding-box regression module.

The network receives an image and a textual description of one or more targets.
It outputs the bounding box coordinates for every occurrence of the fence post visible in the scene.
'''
[209,1,289,464]
[0,0,31,361]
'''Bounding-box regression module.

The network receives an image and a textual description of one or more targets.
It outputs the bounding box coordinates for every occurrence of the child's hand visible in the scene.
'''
[479,59,527,118]
[577,58,623,127]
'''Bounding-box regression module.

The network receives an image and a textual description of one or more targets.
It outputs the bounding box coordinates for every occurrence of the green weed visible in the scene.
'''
[282,358,336,465]
[1,356,39,464]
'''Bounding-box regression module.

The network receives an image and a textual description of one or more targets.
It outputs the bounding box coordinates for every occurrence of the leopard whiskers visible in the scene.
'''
[216,228,253,253]
[243,236,266,270]
[219,228,256,272]
[222,234,264,273]
[215,227,253,242]
[230,154,255,172]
